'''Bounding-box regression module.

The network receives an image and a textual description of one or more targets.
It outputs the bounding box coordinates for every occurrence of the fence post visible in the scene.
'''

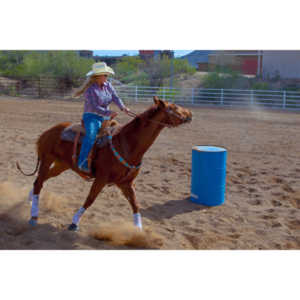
[192,88,194,104]
[220,89,224,105]
[283,91,286,109]
[163,87,166,100]
[251,90,254,105]
[135,86,138,103]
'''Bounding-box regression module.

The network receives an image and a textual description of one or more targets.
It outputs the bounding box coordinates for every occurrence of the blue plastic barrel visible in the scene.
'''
[190,146,227,206]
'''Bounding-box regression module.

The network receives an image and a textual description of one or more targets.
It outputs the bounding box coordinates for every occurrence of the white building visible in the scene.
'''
[262,51,300,79]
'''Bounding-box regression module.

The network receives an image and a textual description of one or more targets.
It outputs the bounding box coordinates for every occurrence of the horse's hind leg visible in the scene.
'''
[28,156,55,225]
[44,160,70,181]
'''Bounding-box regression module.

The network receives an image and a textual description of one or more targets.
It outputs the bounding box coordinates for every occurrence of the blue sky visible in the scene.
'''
[93,50,193,57]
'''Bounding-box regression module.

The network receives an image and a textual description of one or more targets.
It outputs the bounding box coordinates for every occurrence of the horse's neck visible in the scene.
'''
[118,113,165,164]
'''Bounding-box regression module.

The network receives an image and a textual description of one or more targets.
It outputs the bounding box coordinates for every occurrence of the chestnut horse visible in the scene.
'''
[17,97,192,231]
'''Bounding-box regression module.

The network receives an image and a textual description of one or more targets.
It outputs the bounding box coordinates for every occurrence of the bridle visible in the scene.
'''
[126,106,186,128]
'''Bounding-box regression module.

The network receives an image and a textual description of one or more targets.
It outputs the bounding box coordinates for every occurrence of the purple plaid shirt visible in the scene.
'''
[83,82,125,117]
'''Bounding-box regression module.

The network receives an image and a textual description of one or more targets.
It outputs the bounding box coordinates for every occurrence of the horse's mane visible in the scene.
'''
[114,104,159,136]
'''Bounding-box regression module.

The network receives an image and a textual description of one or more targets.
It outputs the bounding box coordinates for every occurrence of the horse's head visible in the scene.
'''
[153,96,192,127]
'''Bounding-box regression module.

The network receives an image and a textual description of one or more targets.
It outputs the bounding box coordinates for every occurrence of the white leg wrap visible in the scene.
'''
[72,207,86,225]
[133,213,143,230]
[31,194,39,217]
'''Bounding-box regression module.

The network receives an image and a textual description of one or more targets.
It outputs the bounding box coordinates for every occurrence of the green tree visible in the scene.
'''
[0,50,29,77]
[143,57,196,86]
[113,56,144,80]
[112,56,196,86]
[0,51,93,82]
[19,51,93,80]
[202,66,242,89]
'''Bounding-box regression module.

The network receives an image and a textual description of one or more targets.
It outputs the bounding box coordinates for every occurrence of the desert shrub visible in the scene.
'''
[113,56,196,86]
[0,51,93,92]
[113,56,144,80]
[122,71,150,86]
[251,82,270,90]
[0,51,29,77]
[201,66,244,89]
[156,87,179,101]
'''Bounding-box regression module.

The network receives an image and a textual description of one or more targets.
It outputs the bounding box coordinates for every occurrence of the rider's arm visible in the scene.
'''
[109,83,126,111]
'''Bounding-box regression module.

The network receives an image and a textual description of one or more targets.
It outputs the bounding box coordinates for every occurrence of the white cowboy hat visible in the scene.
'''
[86,62,115,77]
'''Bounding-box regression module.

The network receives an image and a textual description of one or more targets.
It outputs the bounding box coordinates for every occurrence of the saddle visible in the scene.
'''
[61,119,119,178]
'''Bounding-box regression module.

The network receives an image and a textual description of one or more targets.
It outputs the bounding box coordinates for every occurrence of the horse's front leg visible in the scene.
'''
[68,179,106,231]
[117,182,142,230]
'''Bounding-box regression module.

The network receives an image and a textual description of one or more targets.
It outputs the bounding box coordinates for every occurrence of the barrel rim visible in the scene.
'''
[192,145,227,152]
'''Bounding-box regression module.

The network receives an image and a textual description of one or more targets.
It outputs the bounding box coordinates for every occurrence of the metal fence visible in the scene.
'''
[116,86,300,110]
[0,76,81,99]
[1,76,300,110]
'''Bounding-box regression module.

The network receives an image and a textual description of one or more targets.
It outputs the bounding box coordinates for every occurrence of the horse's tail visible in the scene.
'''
[16,157,40,176]
[16,122,71,177]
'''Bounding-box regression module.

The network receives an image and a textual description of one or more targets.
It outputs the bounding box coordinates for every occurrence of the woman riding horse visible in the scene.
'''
[17,84,192,232]
[74,62,131,174]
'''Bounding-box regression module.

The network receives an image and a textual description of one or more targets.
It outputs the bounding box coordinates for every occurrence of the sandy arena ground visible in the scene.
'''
[0,96,300,250]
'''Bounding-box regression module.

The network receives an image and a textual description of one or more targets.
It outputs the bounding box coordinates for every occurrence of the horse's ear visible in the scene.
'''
[153,96,159,105]
[153,96,166,108]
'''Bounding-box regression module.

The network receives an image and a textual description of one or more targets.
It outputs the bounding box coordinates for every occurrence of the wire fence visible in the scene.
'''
[1,76,300,110]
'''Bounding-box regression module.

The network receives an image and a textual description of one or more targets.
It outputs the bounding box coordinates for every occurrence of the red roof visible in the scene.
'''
[139,50,155,55]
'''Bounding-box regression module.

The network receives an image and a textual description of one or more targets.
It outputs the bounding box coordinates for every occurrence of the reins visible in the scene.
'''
[126,110,174,128]
[126,109,197,133]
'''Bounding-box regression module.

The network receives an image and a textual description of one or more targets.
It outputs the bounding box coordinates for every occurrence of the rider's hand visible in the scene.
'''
[122,107,131,114]
[110,111,118,119]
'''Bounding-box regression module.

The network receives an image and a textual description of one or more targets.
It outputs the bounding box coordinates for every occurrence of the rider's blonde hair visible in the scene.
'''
[73,76,97,98]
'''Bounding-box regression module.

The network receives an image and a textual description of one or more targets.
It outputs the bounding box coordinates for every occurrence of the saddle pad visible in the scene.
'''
[60,125,110,149]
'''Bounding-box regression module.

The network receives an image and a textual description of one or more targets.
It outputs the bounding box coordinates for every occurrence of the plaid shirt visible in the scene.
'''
[83,82,125,117]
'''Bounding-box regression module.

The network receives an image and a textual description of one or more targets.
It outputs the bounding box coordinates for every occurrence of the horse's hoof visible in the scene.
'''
[68,223,79,231]
[28,219,37,226]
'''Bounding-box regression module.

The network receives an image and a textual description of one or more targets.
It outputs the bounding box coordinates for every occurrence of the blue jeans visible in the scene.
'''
[78,113,109,171]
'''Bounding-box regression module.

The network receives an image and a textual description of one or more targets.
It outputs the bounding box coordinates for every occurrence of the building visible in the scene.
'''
[261,51,300,80]
[208,50,260,75]
[180,50,213,70]
[77,50,93,59]
[139,50,174,60]
[181,50,260,75]
[93,55,121,65]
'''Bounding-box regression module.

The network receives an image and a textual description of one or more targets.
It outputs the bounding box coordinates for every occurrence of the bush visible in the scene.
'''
[174,58,196,75]
[201,67,243,89]
[122,71,151,86]
[0,51,94,90]
[19,51,93,80]
[251,82,270,90]
[156,88,179,101]
[113,56,144,80]
[113,56,196,86]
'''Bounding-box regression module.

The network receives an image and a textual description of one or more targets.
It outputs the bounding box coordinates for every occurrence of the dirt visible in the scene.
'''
[1,96,300,249]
